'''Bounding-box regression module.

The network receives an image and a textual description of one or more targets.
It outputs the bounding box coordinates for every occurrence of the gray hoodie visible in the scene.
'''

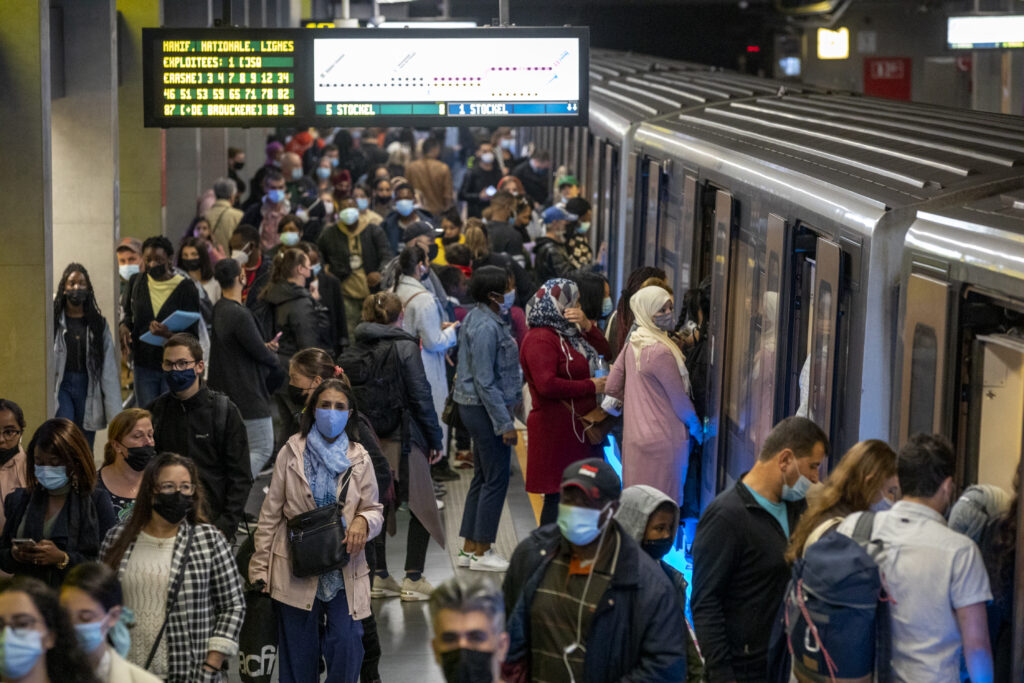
[616,484,681,544]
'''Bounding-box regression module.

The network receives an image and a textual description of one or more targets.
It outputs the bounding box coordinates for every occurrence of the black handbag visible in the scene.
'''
[286,468,354,578]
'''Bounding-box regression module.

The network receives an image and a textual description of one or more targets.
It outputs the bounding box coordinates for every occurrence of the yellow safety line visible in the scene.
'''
[514,427,544,525]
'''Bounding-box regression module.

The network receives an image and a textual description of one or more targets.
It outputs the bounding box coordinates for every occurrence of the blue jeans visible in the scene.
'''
[243,417,274,476]
[133,364,167,410]
[458,403,511,545]
[275,593,364,683]
[56,371,94,448]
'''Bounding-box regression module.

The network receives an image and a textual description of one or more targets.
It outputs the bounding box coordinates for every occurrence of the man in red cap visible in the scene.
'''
[502,458,686,682]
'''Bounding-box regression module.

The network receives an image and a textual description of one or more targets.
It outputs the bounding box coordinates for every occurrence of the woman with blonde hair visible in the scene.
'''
[96,409,155,523]
[785,439,900,563]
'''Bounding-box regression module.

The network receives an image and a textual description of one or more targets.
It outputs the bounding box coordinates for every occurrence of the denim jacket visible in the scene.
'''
[453,304,523,435]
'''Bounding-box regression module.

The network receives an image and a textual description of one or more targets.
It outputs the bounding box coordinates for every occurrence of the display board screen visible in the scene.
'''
[948,15,1024,49]
[143,27,588,127]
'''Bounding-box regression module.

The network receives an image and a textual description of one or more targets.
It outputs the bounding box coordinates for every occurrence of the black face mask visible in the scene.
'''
[180,258,201,272]
[123,445,157,472]
[0,445,19,466]
[152,491,193,524]
[66,290,88,307]
[440,648,495,683]
[287,384,309,407]
[148,264,168,280]
[233,160,245,171]
[428,243,439,262]
[642,536,674,561]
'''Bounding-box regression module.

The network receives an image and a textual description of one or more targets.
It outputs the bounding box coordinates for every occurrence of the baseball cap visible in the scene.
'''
[542,206,577,224]
[116,237,142,254]
[561,458,621,503]
[556,175,578,189]
[401,220,438,244]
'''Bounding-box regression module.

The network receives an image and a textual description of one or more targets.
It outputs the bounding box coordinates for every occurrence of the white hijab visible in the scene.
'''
[629,286,691,394]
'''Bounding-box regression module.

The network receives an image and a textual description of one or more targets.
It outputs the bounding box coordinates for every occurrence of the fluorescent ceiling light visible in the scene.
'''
[378,20,478,28]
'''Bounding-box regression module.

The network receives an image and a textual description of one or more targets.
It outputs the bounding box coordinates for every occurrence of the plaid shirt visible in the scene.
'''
[102,522,246,682]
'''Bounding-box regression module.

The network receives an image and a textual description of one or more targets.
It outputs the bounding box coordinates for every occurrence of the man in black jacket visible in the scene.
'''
[691,417,828,683]
[532,206,577,283]
[458,142,503,218]
[484,191,525,267]
[502,459,686,683]
[149,333,252,538]
[511,149,552,208]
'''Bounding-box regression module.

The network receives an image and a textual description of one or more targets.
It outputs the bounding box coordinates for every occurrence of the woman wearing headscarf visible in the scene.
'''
[606,286,703,505]
[519,278,610,526]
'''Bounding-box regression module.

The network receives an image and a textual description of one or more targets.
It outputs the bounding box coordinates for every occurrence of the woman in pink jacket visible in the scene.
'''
[606,286,703,505]
[249,378,383,683]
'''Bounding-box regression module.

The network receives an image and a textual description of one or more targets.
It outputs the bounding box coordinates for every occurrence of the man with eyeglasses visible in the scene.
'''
[0,399,28,532]
[430,576,509,683]
[147,333,252,538]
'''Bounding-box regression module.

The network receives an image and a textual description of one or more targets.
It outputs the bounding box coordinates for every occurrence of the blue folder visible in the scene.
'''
[140,310,202,346]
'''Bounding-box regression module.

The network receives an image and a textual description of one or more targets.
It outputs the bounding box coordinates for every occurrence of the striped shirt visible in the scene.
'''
[529,529,622,683]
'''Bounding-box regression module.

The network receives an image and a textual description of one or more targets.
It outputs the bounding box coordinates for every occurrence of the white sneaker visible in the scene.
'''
[401,576,435,602]
[370,574,402,599]
[469,549,509,573]
[456,550,474,568]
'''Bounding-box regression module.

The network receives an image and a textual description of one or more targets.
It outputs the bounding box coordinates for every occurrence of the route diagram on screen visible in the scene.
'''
[312,37,580,102]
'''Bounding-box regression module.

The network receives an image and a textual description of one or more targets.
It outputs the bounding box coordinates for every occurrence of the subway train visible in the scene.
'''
[515,50,1024,518]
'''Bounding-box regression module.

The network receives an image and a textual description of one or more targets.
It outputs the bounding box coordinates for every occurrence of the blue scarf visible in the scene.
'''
[303,426,351,508]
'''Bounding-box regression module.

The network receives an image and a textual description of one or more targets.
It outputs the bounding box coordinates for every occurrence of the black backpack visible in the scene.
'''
[768,512,892,683]
[336,341,405,438]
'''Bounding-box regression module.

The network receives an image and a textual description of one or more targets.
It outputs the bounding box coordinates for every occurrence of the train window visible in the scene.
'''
[809,281,834,427]
[908,323,938,437]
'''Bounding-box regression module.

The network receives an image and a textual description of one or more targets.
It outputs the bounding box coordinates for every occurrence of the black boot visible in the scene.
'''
[431,459,459,482]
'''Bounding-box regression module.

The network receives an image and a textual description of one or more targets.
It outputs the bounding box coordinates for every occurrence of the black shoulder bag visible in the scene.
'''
[144,524,196,669]
[286,468,354,578]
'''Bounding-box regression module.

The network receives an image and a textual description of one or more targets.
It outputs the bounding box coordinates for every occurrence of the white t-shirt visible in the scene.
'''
[837,501,992,682]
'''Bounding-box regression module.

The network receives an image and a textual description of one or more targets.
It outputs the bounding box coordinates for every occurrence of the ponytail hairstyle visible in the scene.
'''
[263,248,309,296]
[289,347,341,384]
[362,292,402,324]
[393,245,427,292]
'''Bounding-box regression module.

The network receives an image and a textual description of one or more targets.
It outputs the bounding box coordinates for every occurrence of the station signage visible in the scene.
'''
[142,27,589,127]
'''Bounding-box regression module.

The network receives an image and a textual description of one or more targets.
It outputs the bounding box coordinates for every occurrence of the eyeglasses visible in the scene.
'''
[161,359,197,371]
[0,429,22,441]
[155,482,195,496]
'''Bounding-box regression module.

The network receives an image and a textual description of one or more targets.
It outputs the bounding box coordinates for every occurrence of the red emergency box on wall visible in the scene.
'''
[863,57,912,100]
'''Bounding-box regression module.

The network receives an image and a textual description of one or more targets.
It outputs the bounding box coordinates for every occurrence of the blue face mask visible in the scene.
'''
[311,263,322,277]
[355,197,369,211]
[74,619,108,654]
[165,367,197,394]
[329,157,340,168]
[290,168,303,181]
[870,495,894,513]
[578,221,591,234]
[0,627,44,679]
[781,473,813,502]
[316,167,331,180]
[601,297,613,318]
[266,189,286,204]
[279,231,300,247]
[340,207,360,225]
[35,465,69,491]
[395,199,415,217]
[118,264,139,280]
[494,290,515,314]
[557,503,606,546]
[315,408,350,440]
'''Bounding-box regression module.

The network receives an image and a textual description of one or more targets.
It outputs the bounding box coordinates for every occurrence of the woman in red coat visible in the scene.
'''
[520,278,610,525]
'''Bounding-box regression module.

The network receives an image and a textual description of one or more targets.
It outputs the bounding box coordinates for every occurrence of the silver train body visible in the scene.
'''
[516,50,1024,516]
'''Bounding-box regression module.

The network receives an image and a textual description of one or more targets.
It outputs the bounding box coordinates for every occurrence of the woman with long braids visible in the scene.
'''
[52,263,121,448]
[0,575,99,683]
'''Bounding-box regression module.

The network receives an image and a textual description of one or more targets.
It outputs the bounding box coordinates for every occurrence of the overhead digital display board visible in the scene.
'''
[142,27,588,127]
[947,15,1024,49]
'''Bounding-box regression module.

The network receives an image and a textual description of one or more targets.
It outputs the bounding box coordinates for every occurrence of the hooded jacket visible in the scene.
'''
[53,312,122,431]
[352,322,444,452]
[502,523,686,683]
[260,281,322,362]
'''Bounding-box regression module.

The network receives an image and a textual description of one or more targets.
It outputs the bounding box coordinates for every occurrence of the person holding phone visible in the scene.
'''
[0,419,116,588]
[250,379,383,683]
[208,258,287,477]
[459,143,503,219]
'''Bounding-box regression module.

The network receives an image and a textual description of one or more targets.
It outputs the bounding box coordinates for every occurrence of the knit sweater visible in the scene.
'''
[123,531,175,676]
